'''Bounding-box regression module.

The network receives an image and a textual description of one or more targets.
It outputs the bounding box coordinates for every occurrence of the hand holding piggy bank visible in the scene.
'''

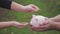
[30,15,48,27]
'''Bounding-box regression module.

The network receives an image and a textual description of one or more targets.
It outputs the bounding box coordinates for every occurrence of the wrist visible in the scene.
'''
[54,22,60,30]
[49,21,57,29]
[22,6,27,11]
[50,22,60,30]
[9,21,16,26]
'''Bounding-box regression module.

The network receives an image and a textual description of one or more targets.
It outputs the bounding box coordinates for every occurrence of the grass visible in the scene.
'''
[0,0,60,34]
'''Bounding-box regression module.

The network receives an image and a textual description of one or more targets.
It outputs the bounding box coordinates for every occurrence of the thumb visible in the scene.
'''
[22,22,29,26]
[39,21,49,26]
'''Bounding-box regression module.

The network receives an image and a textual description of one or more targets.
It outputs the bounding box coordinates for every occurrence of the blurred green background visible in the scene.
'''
[0,0,60,34]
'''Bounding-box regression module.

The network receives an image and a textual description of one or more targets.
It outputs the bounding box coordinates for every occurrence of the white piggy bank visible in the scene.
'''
[30,15,48,27]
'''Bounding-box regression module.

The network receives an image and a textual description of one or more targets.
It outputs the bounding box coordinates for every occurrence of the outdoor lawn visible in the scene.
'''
[0,0,60,34]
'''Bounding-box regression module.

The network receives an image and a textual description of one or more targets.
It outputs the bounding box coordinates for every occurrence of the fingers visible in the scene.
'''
[32,28,47,32]
[31,24,49,29]
[39,19,51,26]
[21,22,29,26]
[13,22,29,28]
[19,23,28,28]
[30,24,50,31]
[25,4,40,13]
[17,22,29,27]
[31,26,47,32]
[30,4,40,11]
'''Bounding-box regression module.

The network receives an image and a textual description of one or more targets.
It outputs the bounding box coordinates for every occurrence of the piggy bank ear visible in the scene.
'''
[32,15,36,17]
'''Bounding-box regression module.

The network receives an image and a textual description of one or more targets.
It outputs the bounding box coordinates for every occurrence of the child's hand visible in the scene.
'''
[25,4,39,13]
[11,21,28,28]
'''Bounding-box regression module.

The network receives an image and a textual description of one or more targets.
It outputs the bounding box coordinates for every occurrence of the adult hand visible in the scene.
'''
[25,4,40,13]
[30,20,56,32]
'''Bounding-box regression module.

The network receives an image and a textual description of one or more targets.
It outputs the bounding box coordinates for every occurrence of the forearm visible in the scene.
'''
[54,22,60,30]
[0,21,13,28]
[11,2,26,12]
[0,0,39,12]
[50,15,60,22]
[0,0,26,12]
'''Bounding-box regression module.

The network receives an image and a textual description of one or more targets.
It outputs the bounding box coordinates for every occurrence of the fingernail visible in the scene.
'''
[32,6,36,9]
